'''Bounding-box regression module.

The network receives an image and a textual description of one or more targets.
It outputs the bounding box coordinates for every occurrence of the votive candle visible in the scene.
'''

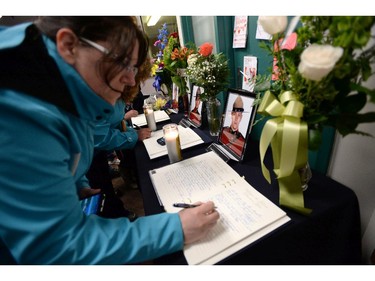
[163,124,182,164]
[144,104,157,131]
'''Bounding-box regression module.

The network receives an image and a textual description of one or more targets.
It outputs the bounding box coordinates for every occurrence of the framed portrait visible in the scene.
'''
[171,83,180,110]
[187,85,204,127]
[218,88,258,162]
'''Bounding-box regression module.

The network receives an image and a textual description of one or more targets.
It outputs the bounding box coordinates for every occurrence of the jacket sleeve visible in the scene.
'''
[0,93,184,264]
[93,120,138,151]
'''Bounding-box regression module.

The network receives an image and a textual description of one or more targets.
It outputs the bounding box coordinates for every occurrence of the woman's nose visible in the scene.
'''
[120,71,136,87]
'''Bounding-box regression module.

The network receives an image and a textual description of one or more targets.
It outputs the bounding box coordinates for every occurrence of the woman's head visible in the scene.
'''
[121,56,152,103]
[35,16,149,105]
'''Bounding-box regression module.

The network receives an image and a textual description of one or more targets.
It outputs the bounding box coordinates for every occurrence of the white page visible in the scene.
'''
[149,151,290,264]
[131,110,170,127]
[143,125,204,159]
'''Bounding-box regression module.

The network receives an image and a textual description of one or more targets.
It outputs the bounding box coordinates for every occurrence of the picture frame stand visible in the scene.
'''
[205,143,231,163]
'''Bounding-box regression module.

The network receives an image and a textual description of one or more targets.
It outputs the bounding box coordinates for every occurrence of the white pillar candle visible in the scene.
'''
[163,124,182,164]
[144,104,157,131]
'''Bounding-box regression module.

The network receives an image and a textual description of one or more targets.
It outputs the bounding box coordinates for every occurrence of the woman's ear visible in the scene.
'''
[55,28,79,65]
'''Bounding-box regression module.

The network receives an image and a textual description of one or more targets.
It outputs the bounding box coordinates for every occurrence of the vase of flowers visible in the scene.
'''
[255,16,375,215]
[186,42,230,135]
[205,96,222,136]
[163,33,196,114]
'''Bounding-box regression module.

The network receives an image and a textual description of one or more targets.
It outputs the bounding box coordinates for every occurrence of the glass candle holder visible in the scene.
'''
[163,123,183,164]
[144,104,157,131]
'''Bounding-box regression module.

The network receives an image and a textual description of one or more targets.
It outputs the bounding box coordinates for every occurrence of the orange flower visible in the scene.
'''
[199,42,213,57]
[180,47,188,58]
[171,48,180,60]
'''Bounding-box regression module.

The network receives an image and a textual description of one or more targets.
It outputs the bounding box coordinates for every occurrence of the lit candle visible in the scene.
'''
[163,124,183,164]
[144,104,157,131]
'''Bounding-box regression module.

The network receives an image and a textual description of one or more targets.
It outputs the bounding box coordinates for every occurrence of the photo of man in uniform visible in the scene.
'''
[219,95,246,157]
[189,86,203,126]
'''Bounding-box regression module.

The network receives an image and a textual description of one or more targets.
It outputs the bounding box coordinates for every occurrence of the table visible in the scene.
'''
[134,113,362,265]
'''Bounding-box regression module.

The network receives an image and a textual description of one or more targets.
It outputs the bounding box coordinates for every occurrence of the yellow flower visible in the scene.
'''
[151,64,159,76]
[154,97,167,110]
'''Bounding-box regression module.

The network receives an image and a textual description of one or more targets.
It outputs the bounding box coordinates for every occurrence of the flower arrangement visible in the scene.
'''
[152,23,172,95]
[256,16,375,149]
[153,96,168,110]
[255,16,375,215]
[163,33,196,96]
[186,42,230,101]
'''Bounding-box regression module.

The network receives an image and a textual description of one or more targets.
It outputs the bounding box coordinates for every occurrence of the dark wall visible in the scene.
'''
[0,16,37,26]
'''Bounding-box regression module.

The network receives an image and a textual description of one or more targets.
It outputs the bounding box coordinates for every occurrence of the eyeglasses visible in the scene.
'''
[79,37,138,76]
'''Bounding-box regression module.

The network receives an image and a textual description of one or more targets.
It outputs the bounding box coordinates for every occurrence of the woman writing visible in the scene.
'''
[0,16,219,264]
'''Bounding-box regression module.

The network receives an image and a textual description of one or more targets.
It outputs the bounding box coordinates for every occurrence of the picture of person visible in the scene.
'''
[189,86,203,126]
[219,95,246,157]
[172,83,179,110]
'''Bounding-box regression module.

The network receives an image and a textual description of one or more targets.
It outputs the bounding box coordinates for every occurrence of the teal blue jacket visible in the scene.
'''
[93,99,138,152]
[0,23,183,264]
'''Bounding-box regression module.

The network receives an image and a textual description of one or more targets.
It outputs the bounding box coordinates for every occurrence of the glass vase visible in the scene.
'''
[205,97,222,136]
[298,162,312,191]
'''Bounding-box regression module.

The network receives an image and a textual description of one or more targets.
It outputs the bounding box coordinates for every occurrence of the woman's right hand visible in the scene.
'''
[178,201,220,244]
[136,128,152,141]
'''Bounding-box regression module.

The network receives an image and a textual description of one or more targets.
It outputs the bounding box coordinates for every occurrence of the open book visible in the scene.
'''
[131,110,170,127]
[143,125,204,159]
[149,151,290,265]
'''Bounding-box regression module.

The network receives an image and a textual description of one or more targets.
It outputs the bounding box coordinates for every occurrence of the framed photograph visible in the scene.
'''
[218,88,258,161]
[171,83,179,110]
[188,85,204,127]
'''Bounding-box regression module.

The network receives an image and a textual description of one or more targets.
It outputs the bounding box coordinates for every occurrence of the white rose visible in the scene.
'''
[258,16,288,35]
[298,44,343,81]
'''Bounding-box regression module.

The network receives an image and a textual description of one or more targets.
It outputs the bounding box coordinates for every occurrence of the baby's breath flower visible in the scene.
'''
[186,42,230,101]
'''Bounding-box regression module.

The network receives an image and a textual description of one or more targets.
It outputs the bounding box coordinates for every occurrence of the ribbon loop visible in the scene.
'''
[258,91,311,215]
[283,100,304,118]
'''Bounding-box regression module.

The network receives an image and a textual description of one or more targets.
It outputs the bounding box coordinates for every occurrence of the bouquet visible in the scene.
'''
[163,33,196,96]
[152,23,172,96]
[186,42,230,101]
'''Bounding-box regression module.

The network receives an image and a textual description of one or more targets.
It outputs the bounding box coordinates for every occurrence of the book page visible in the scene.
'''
[131,110,170,127]
[149,151,290,264]
[143,125,204,159]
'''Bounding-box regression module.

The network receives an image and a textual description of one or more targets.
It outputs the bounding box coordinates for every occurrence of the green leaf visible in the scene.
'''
[338,93,367,113]
[356,112,375,123]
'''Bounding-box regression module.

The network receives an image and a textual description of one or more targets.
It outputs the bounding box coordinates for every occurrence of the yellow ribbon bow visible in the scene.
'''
[258,90,312,215]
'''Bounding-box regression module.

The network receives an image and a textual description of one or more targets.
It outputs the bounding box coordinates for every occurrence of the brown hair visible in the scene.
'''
[35,16,149,93]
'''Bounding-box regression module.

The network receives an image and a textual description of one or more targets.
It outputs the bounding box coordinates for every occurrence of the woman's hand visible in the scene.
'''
[78,187,101,200]
[137,128,152,141]
[178,201,220,244]
[124,109,138,121]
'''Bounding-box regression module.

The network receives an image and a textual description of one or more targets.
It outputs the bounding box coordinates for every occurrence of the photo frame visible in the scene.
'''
[171,83,180,110]
[187,85,204,127]
[217,88,258,162]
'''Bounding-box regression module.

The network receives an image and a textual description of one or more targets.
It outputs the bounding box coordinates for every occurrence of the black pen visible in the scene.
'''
[133,124,141,130]
[173,203,217,209]
[173,203,199,208]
